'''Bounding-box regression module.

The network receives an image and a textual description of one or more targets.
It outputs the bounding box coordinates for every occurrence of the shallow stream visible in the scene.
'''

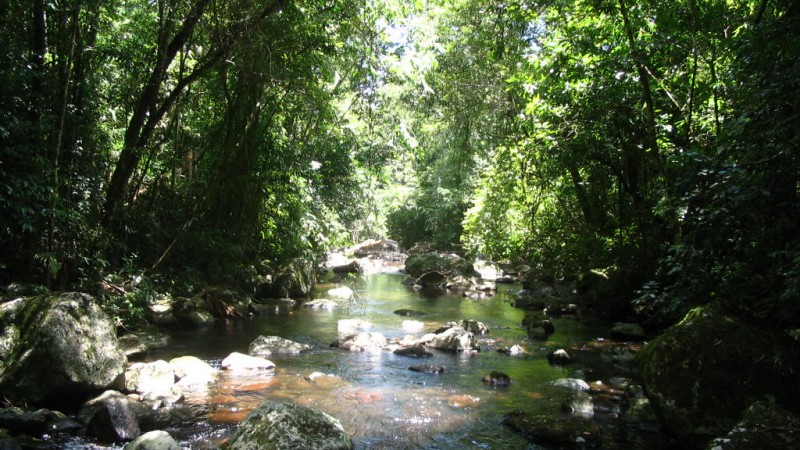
[123,267,660,449]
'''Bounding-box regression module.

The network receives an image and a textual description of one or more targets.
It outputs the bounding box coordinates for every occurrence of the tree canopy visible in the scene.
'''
[2,0,798,329]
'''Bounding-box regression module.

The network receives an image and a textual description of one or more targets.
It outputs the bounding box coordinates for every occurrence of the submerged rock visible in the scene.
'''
[503,411,600,448]
[408,365,444,374]
[0,292,126,406]
[547,349,574,365]
[393,309,426,317]
[637,302,800,448]
[222,400,352,450]
[303,299,339,310]
[393,345,432,358]
[248,335,312,356]
[548,378,591,392]
[482,371,511,386]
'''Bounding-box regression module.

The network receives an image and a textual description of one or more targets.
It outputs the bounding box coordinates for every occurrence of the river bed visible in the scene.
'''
[116,268,665,449]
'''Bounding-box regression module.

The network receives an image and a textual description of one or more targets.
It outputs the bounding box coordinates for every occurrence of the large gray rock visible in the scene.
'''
[338,332,387,353]
[86,397,141,443]
[223,400,352,450]
[0,292,126,405]
[249,335,312,356]
[124,430,182,450]
[422,327,477,352]
[404,252,474,278]
[124,361,175,394]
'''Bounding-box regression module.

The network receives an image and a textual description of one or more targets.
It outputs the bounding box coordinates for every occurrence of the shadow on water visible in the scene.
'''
[138,272,664,449]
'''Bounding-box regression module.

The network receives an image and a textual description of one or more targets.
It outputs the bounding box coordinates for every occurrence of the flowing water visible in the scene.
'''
[130,267,656,449]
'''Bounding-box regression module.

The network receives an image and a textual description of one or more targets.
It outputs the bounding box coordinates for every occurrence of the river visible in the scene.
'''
[121,267,663,449]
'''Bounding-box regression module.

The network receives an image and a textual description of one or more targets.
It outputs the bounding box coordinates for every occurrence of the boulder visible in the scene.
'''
[171,297,214,327]
[459,320,489,335]
[221,352,275,372]
[118,334,149,359]
[708,401,800,450]
[86,397,141,443]
[416,271,448,289]
[222,400,352,450]
[404,252,474,278]
[77,390,148,426]
[268,258,316,298]
[423,327,477,353]
[339,332,387,353]
[124,361,175,394]
[503,411,600,448]
[144,295,178,326]
[349,239,400,258]
[637,302,800,448]
[195,286,251,318]
[562,392,594,418]
[330,260,361,275]
[498,344,527,356]
[610,322,646,340]
[124,430,182,450]
[401,320,425,332]
[169,356,217,388]
[0,292,126,405]
[0,407,61,436]
[547,349,574,365]
[248,335,312,356]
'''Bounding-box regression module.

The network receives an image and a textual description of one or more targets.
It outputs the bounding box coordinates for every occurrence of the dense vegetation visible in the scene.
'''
[2,0,798,330]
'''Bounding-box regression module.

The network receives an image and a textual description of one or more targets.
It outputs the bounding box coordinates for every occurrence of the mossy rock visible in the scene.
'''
[503,411,600,448]
[223,400,352,450]
[404,252,474,278]
[707,401,800,449]
[637,302,800,448]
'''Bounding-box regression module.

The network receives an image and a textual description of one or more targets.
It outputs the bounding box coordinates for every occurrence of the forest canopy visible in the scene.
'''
[1,0,798,329]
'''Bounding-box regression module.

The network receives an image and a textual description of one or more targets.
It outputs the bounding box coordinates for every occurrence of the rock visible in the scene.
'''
[514,287,557,310]
[327,286,354,300]
[473,259,502,281]
[77,390,148,426]
[393,309,426,317]
[303,299,339,310]
[248,335,312,356]
[610,322,646,340]
[223,400,352,450]
[524,316,555,340]
[144,295,178,326]
[404,252,474,278]
[118,334,149,359]
[124,361,175,394]
[195,286,251,318]
[408,365,444,374]
[168,356,217,388]
[330,260,361,274]
[547,349,574,365]
[417,271,448,288]
[548,378,591,392]
[0,292,126,406]
[268,258,316,298]
[637,302,800,448]
[424,327,477,352]
[349,239,400,258]
[221,352,275,372]
[124,430,181,450]
[482,371,511,386]
[140,385,183,407]
[707,401,800,450]
[337,319,372,335]
[339,332,387,353]
[459,319,489,335]
[137,404,205,431]
[503,411,601,448]
[393,345,432,358]
[0,407,59,436]
[172,297,214,326]
[498,344,526,356]
[86,398,141,443]
[562,392,594,418]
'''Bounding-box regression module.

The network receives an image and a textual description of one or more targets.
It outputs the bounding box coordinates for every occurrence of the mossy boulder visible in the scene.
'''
[503,411,601,448]
[266,258,316,299]
[637,302,800,448]
[223,400,352,450]
[707,401,800,449]
[404,252,474,278]
[0,292,126,406]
